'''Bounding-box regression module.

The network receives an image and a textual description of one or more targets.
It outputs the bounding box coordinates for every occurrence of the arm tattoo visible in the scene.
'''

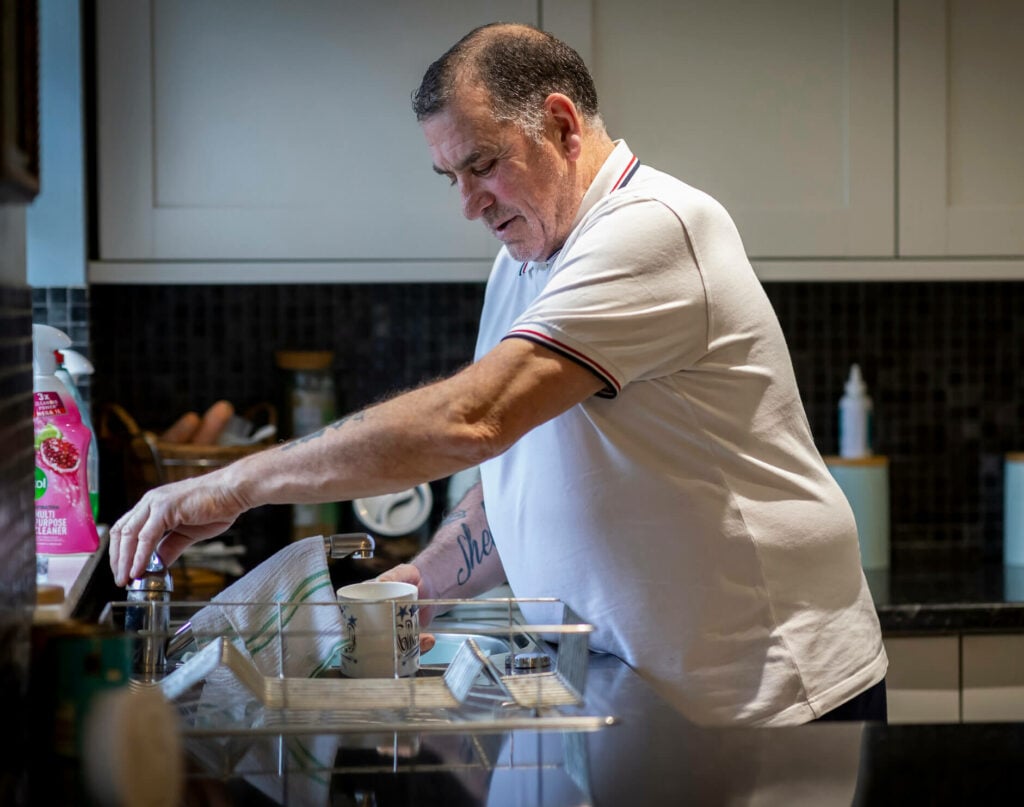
[440,508,467,527]
[280,411,366,450]
[455,522,495,587]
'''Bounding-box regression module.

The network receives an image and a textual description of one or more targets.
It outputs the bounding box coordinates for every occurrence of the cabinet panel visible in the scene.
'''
[884,636,960,724]
[588,0,894,258]
[898,0,1024,256]
[96,0,535,262]
[962,635,1024,723]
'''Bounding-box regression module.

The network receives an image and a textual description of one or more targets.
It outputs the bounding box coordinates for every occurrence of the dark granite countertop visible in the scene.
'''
[35,551,1024,804]
[151,651,1022,806]
[867,555,1024,634]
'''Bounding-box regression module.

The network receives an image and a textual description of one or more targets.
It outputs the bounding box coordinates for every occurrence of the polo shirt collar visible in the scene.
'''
[522,140,639,274]
[570,140,639,233]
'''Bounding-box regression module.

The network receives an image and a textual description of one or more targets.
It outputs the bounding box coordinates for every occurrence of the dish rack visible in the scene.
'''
[98,596,612,738]
[97,596,614,800]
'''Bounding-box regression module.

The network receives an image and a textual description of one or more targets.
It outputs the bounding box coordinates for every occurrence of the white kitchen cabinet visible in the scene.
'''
[90,1,1024,283]
[588,0,895,259]
[885,633,1024,724]
[94,0,535,273]
[898,0,1024,257]
[961,634,1024,723]
[883,636,960,724]
[94,0,894,278]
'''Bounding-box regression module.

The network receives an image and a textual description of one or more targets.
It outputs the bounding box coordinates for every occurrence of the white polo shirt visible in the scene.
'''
[475,141,886,726]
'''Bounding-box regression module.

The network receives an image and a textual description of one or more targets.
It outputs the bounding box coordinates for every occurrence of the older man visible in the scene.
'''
[110,23,886,726]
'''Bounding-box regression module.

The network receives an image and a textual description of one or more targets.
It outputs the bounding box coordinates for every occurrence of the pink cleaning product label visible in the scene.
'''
[34,390,100,554]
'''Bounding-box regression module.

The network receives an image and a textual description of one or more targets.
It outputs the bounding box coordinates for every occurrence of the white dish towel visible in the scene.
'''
[188,534,343,678]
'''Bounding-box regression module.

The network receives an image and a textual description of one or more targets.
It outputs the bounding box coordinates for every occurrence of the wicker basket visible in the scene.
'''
[98,402,277,497]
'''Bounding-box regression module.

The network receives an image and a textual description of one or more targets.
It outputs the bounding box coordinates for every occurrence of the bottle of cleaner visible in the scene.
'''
[56,349,100,521]
[839,363,873,459]
[33,324,100,556]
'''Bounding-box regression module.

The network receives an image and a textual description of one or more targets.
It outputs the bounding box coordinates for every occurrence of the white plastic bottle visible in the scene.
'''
[839,363,873,459]
[57,349,100,521]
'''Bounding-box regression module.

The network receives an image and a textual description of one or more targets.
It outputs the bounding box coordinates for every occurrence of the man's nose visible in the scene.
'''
[460,178,493,221]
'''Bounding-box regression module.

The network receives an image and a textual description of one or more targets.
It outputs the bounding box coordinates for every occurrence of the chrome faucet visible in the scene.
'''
[323,532,376,560]
[125,552,173,680]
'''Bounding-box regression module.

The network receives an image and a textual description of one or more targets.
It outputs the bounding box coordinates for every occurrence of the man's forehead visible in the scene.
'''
[424,103,511,172]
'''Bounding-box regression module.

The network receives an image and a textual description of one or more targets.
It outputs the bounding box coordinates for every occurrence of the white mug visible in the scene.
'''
[336,581,419,678]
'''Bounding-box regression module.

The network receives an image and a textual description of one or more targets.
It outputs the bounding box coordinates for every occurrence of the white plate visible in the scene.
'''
[352,484,433,537]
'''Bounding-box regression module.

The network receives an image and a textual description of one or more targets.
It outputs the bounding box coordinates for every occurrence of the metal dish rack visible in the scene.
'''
[97,596,614,801]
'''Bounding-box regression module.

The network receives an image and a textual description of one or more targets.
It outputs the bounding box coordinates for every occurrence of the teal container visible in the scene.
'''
[1004,453,1024,567]
[826,456,890,570]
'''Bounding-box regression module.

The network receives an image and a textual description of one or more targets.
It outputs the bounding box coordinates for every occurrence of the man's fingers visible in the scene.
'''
[156,532,194,569]
[420,633,436,654]
[108,522,122,578]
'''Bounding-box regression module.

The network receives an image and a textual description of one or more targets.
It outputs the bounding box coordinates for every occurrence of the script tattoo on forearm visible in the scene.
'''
[280,411,366,451]
[455,522,495,586]
[440,508,467,527]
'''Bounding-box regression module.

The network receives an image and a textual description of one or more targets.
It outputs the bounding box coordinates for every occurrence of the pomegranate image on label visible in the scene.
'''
[39,436,81,474]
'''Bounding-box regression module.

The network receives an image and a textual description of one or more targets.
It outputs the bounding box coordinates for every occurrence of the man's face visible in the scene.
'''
[422,85,578,262]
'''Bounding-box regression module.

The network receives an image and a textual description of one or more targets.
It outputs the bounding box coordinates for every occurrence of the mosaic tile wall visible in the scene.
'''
[31,286,92,405]
[88,281,1024,564]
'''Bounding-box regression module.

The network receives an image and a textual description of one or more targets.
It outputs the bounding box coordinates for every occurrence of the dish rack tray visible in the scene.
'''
[98,596,613,739]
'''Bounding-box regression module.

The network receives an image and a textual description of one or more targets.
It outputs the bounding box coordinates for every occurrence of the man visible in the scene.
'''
[110,23,887,726]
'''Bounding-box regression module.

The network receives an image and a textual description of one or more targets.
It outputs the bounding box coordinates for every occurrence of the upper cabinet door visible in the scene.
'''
[899,0,1024,257]
[95,0,535,262]
[587,0,895,259]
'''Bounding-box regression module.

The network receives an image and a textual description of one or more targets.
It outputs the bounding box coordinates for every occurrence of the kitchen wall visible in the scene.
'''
[88,278,1024,565]
[0,206,35,801]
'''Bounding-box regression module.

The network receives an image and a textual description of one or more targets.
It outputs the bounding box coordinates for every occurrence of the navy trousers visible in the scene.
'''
[814,678,888,723]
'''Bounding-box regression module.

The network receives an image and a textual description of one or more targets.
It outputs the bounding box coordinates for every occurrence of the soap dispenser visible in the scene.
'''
[839,364,873,459]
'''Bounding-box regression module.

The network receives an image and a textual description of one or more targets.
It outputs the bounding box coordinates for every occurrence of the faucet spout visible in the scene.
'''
[323,532,376,560]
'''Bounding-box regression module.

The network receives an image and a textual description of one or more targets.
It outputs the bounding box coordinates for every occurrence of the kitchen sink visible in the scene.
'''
[420,632,513,667]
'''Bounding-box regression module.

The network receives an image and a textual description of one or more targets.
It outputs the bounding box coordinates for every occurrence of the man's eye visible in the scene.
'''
[472,161,496,177]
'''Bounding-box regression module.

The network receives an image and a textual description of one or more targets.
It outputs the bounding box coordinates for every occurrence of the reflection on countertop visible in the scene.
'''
[32,544,1024,805]
[157,652,1023,806]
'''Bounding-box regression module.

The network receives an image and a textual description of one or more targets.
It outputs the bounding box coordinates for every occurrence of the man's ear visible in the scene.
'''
[545,93,583,160]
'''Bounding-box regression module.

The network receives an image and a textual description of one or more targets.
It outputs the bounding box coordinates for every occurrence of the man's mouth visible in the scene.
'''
[491,215,518,236]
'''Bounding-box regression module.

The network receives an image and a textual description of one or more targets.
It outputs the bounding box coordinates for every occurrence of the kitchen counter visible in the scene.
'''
[165,651,1022,806]
[41,550,1024,804]
[34,527,109,623]
[867,555,1024,634]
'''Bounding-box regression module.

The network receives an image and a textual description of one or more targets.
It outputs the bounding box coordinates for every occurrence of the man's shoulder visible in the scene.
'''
[629,165,727,214]
[588,163,737,240]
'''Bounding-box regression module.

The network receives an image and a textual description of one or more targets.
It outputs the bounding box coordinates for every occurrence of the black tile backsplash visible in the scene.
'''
[31,286,92,406]
[766,282,1024,558]
[89,281,1024,562]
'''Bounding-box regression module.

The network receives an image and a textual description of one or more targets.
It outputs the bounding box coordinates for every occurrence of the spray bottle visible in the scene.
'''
[839,363,873,459]
[57,349,100,521]
[33,324,100,557]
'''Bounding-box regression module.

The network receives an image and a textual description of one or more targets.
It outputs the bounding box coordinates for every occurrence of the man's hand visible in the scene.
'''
[109,473,249,587]
[377,563,437,654]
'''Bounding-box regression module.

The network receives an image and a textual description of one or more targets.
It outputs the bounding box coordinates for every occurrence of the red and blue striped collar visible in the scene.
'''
[612,154,640,191]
